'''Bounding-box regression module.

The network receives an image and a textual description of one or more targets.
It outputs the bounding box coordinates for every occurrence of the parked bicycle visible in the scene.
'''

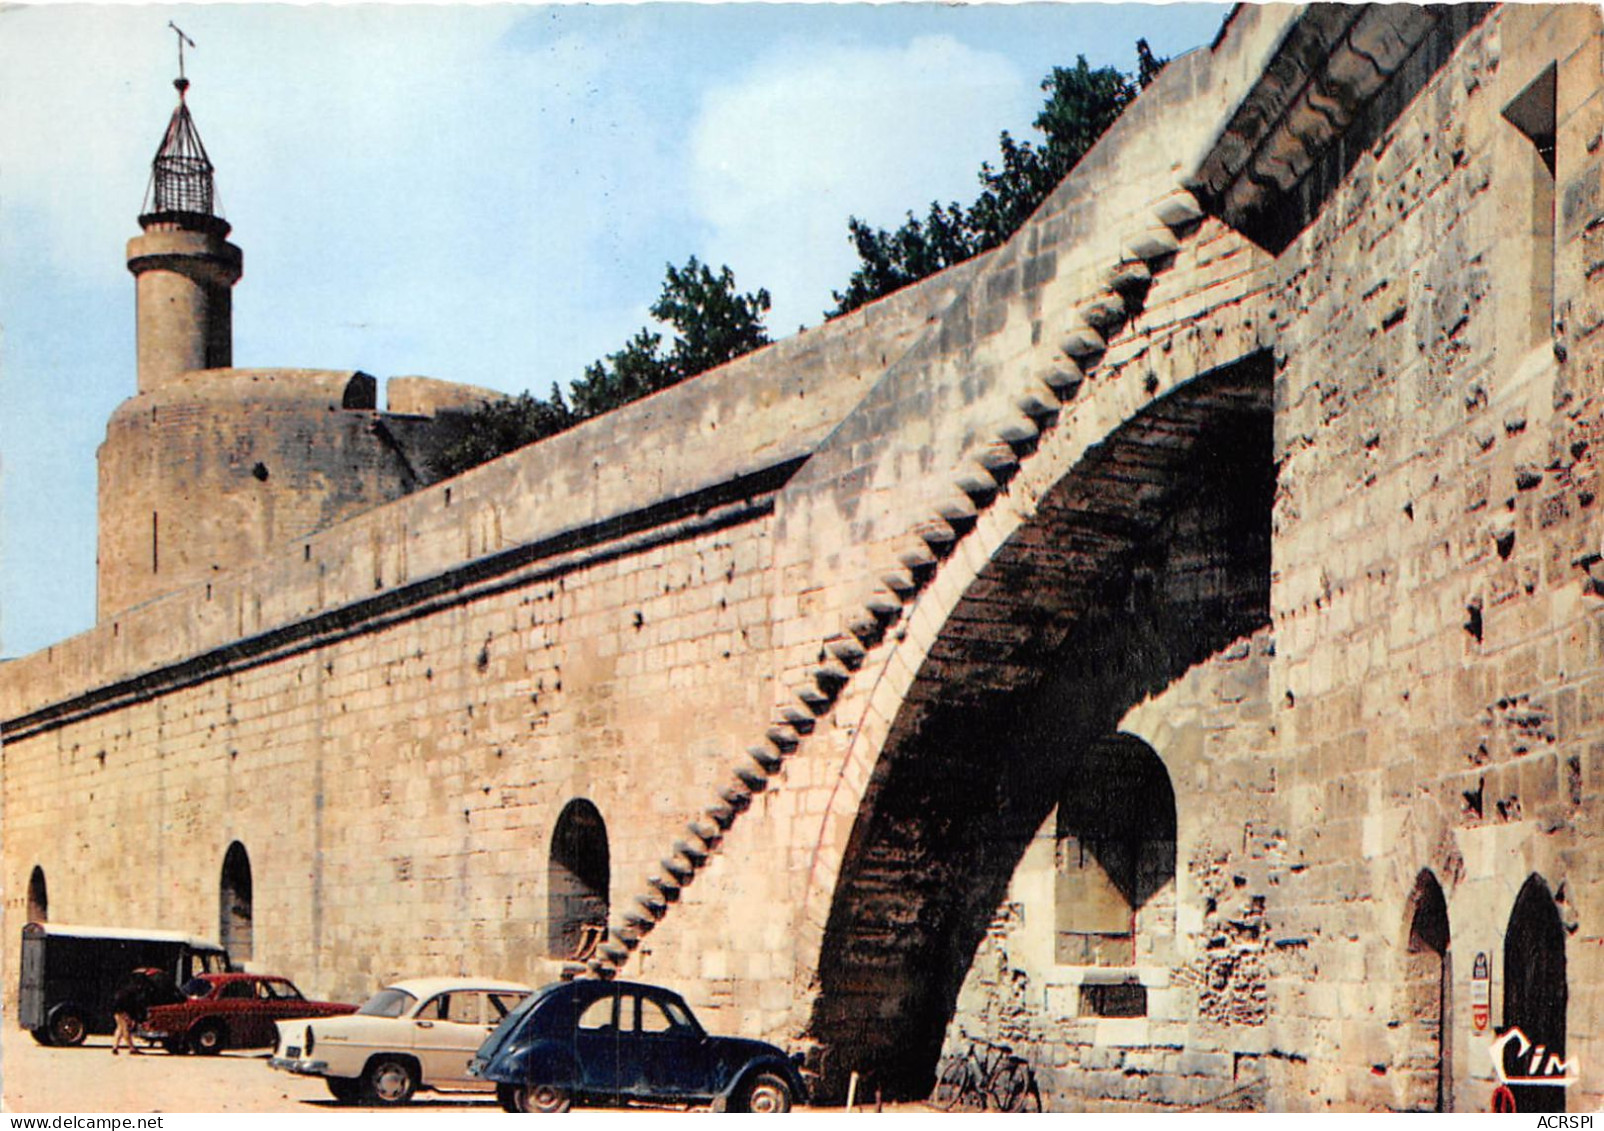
[933,1033,1044,1112]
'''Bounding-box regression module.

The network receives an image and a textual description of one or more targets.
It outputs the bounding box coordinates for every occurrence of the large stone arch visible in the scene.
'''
[797,351,1276,1098]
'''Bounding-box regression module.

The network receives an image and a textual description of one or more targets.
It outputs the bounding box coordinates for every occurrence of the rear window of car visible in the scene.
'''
[357,988,417,1018]
[262,980,304,1001]
[487,991,527,1019]
[181,978,212,998]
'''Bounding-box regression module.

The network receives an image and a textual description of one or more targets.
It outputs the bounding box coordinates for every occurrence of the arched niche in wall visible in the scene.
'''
[1055,732,1177,973]
[220,841,253,962]
[548,799,609,960]
[1402,869,1451,1112]
[26,866,47,923]
[1504,873,1567,1113]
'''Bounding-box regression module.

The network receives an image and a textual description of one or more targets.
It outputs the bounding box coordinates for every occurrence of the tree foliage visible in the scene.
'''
[569,257,771,418]
[430,256,771,478]
[828,41,1164,318]
[429,386,576,480]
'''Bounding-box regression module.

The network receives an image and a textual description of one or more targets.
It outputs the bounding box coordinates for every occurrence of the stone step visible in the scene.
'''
[674,837,709,864]
[1107,259,1153,294]
[748,744,785,774]
[1043,363,1086,398]
[704,800,738,829]
[661,855,696,884]
[1080,293,1126,331]
[1126,226,1180,261]
[1060,323,1106,360]
[687,817,724,844]
[1153,188,1203,228]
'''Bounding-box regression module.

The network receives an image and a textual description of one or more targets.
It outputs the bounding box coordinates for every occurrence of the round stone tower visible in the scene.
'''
[126,76,242,392]
[97,66,497,621]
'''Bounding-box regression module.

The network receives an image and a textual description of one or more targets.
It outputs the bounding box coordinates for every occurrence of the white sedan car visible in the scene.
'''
[270,977,533,1105]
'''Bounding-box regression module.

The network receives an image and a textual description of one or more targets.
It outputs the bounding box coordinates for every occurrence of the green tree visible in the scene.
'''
[430,256,771,477]
[571,255,771,417]
[829,41,1164,318]
[654,257,773,379]
[569,328,672,420]
[429,385,575,480]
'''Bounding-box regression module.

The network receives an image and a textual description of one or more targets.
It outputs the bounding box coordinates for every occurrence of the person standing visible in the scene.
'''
[111,972,150,1055]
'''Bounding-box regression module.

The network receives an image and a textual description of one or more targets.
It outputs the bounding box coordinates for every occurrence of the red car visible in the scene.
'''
[139,973,356,1055]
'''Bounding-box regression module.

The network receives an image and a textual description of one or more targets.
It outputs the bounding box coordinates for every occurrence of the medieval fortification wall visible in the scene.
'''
[6,3,1604,1111]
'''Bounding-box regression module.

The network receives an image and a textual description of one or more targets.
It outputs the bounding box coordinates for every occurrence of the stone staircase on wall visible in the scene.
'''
[583,183,1213,981]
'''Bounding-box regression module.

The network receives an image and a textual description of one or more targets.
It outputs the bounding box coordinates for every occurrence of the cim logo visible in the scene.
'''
[1489,1026,1579,1089]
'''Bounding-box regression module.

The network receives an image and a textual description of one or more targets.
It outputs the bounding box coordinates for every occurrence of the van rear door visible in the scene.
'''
[19,924,47,1031]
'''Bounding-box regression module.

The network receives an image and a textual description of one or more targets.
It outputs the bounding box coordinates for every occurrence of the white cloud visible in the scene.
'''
[689,35,1036,330]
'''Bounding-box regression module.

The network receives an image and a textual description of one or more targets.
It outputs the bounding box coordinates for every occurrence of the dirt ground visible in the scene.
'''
[0,1025,503,1114]
[0,1026,922,1115]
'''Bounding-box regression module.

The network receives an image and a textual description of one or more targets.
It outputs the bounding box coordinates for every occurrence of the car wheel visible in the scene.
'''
[738,1072,793,1113]
[326,1076,364,1104]
[189,1021,227,1055]
[48,1009,86,1048]
[517,1083,573,1113]
[29,1026,54,1047]
[363,1056,418,1105]
[161,1036,186,1055]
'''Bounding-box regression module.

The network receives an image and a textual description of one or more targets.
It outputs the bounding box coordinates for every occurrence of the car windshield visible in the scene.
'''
[357,988,417,1018]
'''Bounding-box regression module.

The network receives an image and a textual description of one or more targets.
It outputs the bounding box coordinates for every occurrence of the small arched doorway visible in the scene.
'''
[26,866,48,923]
[548,800,609,960]
[1403,870,1451,1111]
[1504,873,1567,1113]
[219,842,253,962]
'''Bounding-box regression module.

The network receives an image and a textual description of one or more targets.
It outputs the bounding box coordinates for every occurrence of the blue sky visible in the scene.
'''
[0,2,1229,659]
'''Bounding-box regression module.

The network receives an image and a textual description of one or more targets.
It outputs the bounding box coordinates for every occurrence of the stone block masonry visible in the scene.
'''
[6,3,1604,1113]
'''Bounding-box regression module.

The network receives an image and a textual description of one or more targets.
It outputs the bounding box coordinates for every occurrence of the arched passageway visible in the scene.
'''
[1401,870,1451,1111]
[26,866,47,923]
[220,841,253,961]
[549,799,609,960]
[805,353,1276,1099]
[1504,874,1567,1113]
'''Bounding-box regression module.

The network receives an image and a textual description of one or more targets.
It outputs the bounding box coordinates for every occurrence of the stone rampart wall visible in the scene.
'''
[7,4,1604,1114]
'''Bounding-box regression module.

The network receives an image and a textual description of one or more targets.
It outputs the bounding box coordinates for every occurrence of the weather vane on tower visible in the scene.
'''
[168,21,195,95]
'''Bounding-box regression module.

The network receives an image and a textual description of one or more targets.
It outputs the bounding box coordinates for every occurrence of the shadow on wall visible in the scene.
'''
[806,356,1276,1100]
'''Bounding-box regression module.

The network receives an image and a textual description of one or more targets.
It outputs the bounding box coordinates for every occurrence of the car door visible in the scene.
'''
[570,986,621,1098]
[238,979,281,1048]
[215,979,255,1046]
[634,991,711,1099]
[411,991,490,1085]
